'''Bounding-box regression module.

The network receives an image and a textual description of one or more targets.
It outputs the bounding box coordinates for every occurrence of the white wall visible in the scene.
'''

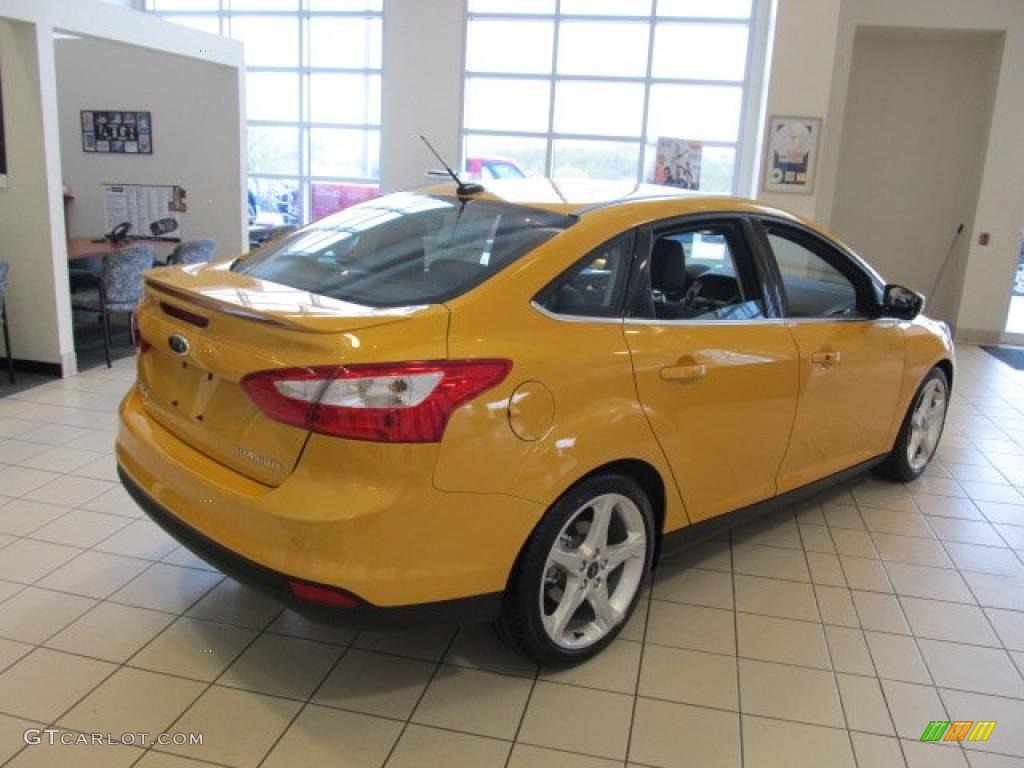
[379,0,465,194]
[56,37,244,258]
[0,0,243,373]
[829,29,1002,325]
[0,18,72,369]
[755,0,842,218]
[813,0,1024,341]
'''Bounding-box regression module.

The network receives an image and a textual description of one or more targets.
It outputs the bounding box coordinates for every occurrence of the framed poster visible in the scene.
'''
[649,137,703,190]
[763,116,821,194]
[0,65,7,188]
[81,110,152,155]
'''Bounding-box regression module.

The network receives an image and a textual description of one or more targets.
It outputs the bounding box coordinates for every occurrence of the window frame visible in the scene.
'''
[749,217,884,320]
[533,230,638,321]
[146,1,383,225]
[460,0,771,194]
[625,214,774,323]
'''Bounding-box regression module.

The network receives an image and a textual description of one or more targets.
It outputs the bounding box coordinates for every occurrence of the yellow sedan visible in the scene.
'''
[118,180,953,664]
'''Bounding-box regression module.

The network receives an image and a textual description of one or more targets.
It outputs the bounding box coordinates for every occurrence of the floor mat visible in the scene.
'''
[981,345,1024,370]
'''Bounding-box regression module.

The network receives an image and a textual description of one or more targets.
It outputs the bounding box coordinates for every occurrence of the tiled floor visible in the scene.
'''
[0,347,1023,767]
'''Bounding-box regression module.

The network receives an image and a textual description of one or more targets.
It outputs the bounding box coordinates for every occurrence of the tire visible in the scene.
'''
[497,473,655,666]
[876,366,949,483]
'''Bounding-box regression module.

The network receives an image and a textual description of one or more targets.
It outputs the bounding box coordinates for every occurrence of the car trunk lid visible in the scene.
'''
[134,263,450,486]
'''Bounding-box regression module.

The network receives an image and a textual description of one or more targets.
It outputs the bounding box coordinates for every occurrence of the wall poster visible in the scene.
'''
[763,116,821,194]
[103,183,181,240]
[82,110,153,155]
[650,137,703,190]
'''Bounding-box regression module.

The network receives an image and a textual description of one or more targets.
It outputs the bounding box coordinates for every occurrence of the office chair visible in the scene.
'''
[166,238,216,266]
[70,245,154,368]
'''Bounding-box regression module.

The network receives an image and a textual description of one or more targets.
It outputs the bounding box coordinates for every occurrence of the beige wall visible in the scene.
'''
[816,0,1024,340]
[756,0,842,217]
[0,19,73,369]
[762,0,1024,340]
[56,37,244,259]
[829,29,1002,325]
[379,0,465,194]
[0,0,243,372]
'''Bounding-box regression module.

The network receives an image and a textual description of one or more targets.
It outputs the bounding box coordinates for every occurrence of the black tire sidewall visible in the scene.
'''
[887,367,949,482]
[507,473,655,667]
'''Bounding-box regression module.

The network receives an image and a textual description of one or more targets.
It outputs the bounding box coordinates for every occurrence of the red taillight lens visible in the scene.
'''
[287,579,358,607]
[130,311,151,354]
[241,359,512,443]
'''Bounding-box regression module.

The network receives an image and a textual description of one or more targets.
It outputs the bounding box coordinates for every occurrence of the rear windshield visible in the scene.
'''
[233,193,574,307]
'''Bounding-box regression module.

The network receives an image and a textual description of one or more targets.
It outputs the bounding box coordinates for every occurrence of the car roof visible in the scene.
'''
[417,178,803,223]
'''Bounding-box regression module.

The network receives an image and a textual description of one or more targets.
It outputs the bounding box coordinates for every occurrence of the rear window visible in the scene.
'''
[233,193,574,307]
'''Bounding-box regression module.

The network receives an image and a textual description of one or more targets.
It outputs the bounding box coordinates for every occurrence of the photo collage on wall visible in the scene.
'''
[81,110,152,155]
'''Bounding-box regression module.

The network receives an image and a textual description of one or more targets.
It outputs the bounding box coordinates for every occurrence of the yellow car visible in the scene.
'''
[118,180,953,664]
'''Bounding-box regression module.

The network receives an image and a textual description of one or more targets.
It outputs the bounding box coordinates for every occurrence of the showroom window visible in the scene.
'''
[462,0,764,193]
[146,0,382,225]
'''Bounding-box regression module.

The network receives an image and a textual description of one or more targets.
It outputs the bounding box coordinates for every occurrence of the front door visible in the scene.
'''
[755,221,904,491]
[623,219,800,524]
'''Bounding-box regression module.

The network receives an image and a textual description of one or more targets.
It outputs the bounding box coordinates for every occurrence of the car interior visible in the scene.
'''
[647,229,763,321]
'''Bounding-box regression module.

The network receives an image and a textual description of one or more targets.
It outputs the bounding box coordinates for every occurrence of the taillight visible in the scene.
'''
[241,359,512,443]
[130,311,151,354]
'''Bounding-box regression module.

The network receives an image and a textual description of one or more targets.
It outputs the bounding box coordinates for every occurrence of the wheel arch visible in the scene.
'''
[505,457,670,595]
[935,357,954,391]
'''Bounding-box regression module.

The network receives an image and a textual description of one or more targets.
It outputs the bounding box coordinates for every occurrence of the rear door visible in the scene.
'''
[752,219,904,491]
[623,217,800,524]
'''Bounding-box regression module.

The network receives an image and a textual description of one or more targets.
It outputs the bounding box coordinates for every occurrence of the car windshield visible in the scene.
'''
[233,193,574,307]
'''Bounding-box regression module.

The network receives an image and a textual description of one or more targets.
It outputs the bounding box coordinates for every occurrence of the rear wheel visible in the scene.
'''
[497,474,654,666]
[877,367,949,482]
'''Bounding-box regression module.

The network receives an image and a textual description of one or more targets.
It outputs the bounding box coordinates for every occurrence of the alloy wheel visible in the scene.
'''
[907,377,947,472]
[539,492,647,650]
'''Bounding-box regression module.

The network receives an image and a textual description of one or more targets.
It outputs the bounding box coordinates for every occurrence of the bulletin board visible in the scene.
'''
[103,183,184,240]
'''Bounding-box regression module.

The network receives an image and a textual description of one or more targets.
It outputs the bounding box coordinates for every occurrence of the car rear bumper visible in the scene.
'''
[116,385,542,615]
[118,465,502,628]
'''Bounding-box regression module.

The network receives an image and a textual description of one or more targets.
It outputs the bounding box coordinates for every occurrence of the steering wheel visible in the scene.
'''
[683,274,740,312]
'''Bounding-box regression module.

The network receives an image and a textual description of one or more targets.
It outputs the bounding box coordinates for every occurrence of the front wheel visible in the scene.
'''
[877,367,949,482]
[497,474,654,666]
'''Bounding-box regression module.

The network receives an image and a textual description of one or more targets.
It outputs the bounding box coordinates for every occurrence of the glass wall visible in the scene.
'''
[462,0,760,193]
[147,0,382,224]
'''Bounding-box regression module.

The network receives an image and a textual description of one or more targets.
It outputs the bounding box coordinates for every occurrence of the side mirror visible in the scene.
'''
[881,284,924,320]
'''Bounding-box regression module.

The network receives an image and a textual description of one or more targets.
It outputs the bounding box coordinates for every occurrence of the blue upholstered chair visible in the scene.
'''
[70,245,154,368]
[166,238,216,266]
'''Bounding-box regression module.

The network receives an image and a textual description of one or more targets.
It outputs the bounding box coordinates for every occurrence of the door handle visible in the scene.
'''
[810,350,841,366]
[660,363,707,382]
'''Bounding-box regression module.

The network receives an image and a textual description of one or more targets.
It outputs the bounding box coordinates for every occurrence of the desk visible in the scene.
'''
[67,237,177,262]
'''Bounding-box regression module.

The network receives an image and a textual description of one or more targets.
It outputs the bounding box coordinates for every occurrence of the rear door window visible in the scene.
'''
[233,193,574,307]
[536,232,634,318]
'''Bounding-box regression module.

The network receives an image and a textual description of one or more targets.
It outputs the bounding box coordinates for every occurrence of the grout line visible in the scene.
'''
[795,511,860,767]
[826,502,910,767]
[729,529,745,768]
[621,577,656,768]
[377,630,463,768]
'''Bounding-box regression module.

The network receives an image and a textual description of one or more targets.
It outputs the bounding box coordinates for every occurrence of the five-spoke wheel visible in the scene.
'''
[498,474,653,665]
[878,366,949,482]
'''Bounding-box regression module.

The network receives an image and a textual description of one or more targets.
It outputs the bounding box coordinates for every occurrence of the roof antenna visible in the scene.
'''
[419,135,484,197]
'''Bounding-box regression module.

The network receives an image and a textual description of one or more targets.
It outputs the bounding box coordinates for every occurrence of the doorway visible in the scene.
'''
[830,28,1004,328]
[1005,233,1024,337]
